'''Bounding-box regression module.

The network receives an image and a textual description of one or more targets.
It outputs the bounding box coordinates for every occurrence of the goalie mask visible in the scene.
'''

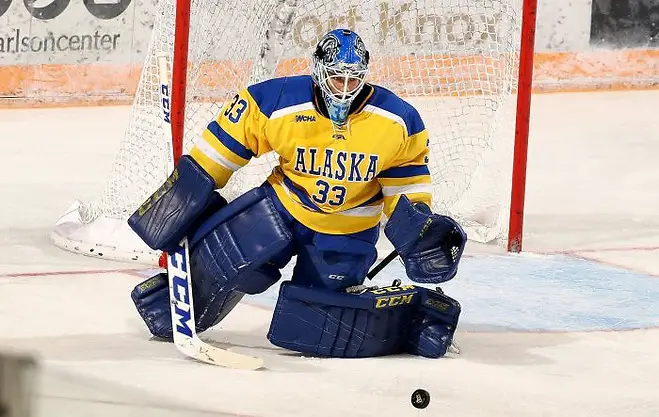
[312,29,370,127]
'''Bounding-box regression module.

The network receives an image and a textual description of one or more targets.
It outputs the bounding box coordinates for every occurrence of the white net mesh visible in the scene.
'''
[52,0,522,263]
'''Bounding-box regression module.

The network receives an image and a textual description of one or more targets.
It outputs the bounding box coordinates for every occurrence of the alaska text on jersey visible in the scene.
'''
[294,146,378,182]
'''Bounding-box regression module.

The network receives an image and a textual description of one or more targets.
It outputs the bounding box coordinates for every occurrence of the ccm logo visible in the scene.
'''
[328,274,344,280]
[161,84,171,124]
[169,247,193,337]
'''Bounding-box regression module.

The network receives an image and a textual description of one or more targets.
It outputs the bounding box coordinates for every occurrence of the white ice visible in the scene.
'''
[1,90,658,416]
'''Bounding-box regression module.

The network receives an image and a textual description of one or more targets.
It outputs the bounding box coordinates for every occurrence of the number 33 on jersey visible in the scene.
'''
[189,75,433,235]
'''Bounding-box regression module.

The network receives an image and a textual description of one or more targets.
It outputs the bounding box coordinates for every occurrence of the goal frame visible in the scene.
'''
[50,0,539,263]
[167,0,538,253]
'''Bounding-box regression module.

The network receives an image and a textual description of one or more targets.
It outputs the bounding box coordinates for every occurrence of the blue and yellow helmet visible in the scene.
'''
[312,29,370,127]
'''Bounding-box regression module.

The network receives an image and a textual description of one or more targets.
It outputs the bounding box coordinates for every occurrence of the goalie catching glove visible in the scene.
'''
[385,195,467,283]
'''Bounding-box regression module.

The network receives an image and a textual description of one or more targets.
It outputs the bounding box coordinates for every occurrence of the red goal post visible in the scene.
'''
[508,0,538,252]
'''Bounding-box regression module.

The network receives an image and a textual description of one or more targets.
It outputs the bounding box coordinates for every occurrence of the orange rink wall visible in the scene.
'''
[1,49,658,108]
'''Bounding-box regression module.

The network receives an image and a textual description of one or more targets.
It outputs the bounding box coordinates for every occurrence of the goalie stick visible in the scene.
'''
[167,239,265,370]
[158,55,264,370]
[366,249,398,280]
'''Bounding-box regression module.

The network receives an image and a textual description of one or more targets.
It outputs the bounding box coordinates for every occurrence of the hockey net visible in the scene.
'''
[52,0,528,264]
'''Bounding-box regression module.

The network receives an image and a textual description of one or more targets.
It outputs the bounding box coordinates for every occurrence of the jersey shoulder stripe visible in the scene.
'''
[206,120,255,160]
[247,75,315,119]
[367,85,426,137]
[378,165,430,178]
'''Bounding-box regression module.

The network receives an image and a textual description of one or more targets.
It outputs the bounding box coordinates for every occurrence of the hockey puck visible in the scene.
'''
[411,389,430,409]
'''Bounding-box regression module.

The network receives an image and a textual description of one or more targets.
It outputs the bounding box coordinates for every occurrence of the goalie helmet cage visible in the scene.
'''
[51,0,536,264]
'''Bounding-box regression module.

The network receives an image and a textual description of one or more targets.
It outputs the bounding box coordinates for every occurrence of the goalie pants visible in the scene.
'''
[261,183,380,291]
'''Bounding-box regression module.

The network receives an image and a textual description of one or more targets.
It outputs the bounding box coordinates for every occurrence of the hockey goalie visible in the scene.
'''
[128,29,467,359]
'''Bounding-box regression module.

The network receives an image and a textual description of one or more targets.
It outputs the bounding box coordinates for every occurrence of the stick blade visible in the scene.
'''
[175,337,265,370]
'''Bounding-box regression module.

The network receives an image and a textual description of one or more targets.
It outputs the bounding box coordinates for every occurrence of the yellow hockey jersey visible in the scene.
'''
[189,75,432,235]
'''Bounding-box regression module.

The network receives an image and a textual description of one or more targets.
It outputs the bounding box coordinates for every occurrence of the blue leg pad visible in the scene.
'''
[131,186,293,339]
[267,282,418,358]
[266,282,461,359]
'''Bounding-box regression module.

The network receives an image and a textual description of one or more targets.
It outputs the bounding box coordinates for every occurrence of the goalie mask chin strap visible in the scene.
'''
[312,84,374,126]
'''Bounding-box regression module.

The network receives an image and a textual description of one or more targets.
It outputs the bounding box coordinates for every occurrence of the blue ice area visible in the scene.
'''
[248,253,659,332]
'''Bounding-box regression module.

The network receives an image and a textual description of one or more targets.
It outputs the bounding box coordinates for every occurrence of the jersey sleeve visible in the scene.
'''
[188,88,272,188]
[377,104,432,217]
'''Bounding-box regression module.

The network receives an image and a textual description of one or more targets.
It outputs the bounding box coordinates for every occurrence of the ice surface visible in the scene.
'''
[1,91,658,416]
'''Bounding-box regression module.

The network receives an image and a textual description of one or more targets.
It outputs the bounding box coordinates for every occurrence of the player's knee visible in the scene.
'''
[189,187,292,280]
[185,186,293,327]
[189,187,292,286]
[236,262,282,295]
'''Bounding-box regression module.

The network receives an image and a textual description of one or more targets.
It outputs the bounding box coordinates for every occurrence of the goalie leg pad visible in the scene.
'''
[131,273,172,339]
[267,282,418,358]
[405,288,461,358]
[131,271,246,340]
[187,186,293,332]
[267,282,461,358]
[131,187,293,339]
